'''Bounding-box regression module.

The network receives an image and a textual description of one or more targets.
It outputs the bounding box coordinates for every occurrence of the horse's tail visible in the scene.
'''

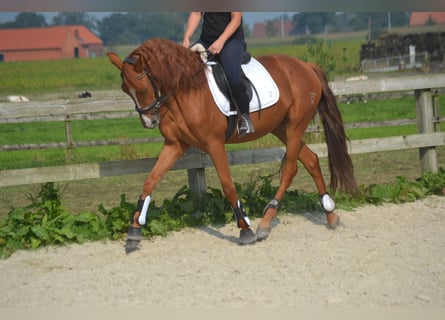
[309,62,358,194]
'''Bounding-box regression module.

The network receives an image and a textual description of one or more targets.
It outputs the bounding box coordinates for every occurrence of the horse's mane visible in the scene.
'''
[131,38,207,93]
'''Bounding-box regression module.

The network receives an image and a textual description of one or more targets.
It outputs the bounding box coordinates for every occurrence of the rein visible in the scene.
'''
[123,56,171,115]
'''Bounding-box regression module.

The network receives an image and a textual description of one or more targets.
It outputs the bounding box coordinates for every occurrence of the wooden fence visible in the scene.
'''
[1,73,444,193]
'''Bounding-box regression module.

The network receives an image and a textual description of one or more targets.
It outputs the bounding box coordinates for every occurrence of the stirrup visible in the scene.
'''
[237,114,255,137]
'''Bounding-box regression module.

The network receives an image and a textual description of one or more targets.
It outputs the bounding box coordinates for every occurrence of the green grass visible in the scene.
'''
[339,97,417,122]
[0,57,121,97]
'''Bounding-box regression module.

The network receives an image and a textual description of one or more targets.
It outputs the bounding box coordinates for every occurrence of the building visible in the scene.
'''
[0,25,104,62]
[251,20,293,38]
[409,12,445,26]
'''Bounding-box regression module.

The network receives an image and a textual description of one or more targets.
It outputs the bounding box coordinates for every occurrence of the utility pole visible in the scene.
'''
[387,12,392,31]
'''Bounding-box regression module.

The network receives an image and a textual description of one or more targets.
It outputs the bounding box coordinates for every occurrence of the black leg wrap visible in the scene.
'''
[231,201,251,228]
[129,198,145,224]
[263,198,280,216]
[125,197,145,254]
[127,226,144,240]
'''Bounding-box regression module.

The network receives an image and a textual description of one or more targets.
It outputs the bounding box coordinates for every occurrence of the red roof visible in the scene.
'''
[410,12,445,26]
[0,25,102,51]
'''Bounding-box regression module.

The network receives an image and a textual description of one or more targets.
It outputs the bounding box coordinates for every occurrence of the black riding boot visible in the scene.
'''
[232,83,255,137]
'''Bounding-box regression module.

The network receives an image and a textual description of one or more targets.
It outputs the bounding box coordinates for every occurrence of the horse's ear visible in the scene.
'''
[107,52,123,71]
[134,56,144,73]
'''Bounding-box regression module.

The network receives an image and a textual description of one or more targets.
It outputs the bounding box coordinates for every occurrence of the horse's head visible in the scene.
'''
[107,52,169,129]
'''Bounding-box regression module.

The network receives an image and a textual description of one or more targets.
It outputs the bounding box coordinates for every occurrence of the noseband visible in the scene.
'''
[123,56,171,115]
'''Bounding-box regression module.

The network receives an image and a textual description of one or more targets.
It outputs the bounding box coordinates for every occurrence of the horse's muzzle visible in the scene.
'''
[141,114,159,129]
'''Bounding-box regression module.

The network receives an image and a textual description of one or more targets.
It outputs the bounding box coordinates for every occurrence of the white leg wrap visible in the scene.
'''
[138,195,151,225]
[320,193,336,212]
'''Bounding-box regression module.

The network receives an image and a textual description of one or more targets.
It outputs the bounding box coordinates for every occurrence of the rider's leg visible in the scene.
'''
[219,39,254,136]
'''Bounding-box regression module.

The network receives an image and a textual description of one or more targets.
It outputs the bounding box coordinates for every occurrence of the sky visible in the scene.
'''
[0,12,293,29]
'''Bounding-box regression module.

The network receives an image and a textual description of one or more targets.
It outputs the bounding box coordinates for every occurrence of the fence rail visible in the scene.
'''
[1,73,444,188]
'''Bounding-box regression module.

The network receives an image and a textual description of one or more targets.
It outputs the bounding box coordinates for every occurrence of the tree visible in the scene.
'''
[292,13,336,35]
[98,12,186,46]
[302,39,336,81]
[97,13,140,45]
[265,21,278,37]
[0,12,47,29]
[14,12,48,28]
[346,12,409,33]
[52,12,97,32]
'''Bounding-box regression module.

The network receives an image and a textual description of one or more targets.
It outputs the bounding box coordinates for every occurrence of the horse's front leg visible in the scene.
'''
[125,141,189,253]
[207,144,257,245]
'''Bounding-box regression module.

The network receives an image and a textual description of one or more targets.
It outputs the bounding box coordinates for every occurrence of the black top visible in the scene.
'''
[200,12,245,45]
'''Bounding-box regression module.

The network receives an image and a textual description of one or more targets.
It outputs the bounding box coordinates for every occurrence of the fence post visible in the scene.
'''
[65,115,73,162]
[433,90,441,132]
[415,89,438,174]
[186,147,207,209]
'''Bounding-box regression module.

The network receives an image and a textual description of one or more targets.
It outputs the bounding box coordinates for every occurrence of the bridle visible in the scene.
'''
[122,56,171,116]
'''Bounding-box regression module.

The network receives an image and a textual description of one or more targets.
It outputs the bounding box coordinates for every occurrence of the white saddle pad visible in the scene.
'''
[205,57,279,116]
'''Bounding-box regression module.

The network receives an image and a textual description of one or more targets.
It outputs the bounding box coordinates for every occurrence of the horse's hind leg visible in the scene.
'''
[256,138,339,241]
[256,128,301,241]
[299,143,340,229]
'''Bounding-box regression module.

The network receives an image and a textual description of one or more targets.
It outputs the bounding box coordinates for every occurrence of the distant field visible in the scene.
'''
[2,25,443,97]
[0,33,368,98]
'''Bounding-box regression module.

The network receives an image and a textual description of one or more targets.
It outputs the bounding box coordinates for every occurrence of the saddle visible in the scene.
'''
[208,51,258,114]
[211,53,261,140]
[190,43,278,140]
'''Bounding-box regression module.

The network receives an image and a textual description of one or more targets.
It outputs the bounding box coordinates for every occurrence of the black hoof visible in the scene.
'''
[125,226,143,254]
[125,239,140,254]
[255,226,271,241]
[238,228,257,246]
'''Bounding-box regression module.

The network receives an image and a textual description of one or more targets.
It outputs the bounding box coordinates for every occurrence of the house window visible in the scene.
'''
[74,47,79,58]
[0,54,4,62]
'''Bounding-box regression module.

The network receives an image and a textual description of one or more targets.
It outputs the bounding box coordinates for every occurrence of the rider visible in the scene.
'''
[182,12,255,137]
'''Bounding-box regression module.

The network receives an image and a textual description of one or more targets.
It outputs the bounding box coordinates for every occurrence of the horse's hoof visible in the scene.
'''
[238,228,257,245]
[255,226,271,241]
[125,226,143,254]
[327,214,340,230]
[125,239,140,254]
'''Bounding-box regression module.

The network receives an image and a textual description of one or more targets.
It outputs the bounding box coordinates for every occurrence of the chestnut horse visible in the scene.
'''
[108,38,358,253]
